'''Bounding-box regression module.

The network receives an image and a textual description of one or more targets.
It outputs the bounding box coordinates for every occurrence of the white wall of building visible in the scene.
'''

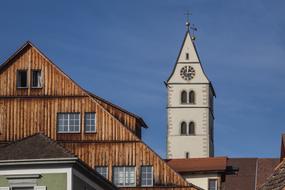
[183,173,221,190]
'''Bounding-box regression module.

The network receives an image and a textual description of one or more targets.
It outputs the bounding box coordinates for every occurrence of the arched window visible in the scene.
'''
[180,122,187,135]
[189,91,195,104]
[188,122,195,135]
[181,91,187,104]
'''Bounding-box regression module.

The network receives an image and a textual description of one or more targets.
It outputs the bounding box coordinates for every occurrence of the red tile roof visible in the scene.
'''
[165,157,228,173]
[259,159,285,190]
[225,158,279,190]
[256,158,281,189]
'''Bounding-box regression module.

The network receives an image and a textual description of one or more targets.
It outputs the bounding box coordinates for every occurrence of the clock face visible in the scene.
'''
[180,66,195,81]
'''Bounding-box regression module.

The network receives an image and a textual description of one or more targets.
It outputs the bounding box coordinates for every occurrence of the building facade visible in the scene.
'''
[0,41,200,190]
[0,134,117,190]
[166,26,215,159]
[166,157,234,190]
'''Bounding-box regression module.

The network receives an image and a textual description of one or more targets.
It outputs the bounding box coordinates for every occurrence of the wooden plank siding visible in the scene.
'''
[0,46,84,97]
[62,142,190,187]
[0,42,199,190]
[91,96,142,138]
[0,43,142,136]
[0,97,138,142]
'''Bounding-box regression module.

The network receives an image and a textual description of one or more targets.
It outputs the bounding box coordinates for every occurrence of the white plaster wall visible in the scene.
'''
[177,32,199,63]
[168,63,209,84]
[168,84,210,107]
[167,136,209,158]
[182,173,220,190]
[167,108,210,158]
[168,108,209,136]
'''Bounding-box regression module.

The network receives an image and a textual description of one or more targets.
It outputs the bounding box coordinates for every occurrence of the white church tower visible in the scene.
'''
[166,21,215,159]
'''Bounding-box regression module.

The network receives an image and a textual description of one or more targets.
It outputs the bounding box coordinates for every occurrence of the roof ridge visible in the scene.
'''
[258,159,285,190]
[2,132,41,147]
[0,133,76,158]
[0,41,147,130]
[87,91,147,128]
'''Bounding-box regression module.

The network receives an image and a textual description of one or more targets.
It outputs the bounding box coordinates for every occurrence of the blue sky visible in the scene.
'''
[0,0,284,158]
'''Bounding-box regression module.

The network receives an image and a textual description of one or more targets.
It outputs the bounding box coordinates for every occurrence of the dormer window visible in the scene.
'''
[31,70,42,88]
[17,70,28,88]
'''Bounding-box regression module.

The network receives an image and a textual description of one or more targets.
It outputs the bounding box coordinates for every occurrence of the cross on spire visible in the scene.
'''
[185,11,191,30]
[184,11,198,40]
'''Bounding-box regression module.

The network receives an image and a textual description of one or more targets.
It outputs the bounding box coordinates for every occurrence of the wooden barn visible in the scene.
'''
[0,42,201,190]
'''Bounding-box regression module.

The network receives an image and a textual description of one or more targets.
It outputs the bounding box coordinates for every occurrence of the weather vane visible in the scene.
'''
[185,11,198,40]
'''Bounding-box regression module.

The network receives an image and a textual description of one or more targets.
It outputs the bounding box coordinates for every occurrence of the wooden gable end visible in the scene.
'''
[0,97,140,142]
[0,44,85,97]
[90,93,144,138]
[0,42,141,142]
[0,42,198,189]
[0,42,143,137]
[63,141,196,188]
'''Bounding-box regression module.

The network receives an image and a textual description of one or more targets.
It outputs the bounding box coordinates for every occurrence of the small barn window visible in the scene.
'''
[17,70,28,88]
[180,122,187,135]
[31,70,42,88]
[189,122,195,135]
[181,91,187,104]
[85,112,96,133]
[189,91,195,104]
[113,166,136,187]
[57,113,80,133]
[186,53,189,60]
[141,166,153,187]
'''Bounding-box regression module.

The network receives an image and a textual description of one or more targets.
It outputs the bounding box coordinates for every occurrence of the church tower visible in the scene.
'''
[166,21,215,159]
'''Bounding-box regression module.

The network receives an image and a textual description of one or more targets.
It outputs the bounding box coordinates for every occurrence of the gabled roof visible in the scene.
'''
[165,157,228,173]
[225,158,279,190]
[88,91,148,128]
[0,133,75,160]
[0,41,148,129]
[0,133,118,190]
[0,41,199,189]
[166,30,216,97]
[259,159,285,190]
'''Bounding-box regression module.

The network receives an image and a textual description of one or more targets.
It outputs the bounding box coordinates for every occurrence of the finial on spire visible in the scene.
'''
[184,11,198,40]
[185,11,191,31]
